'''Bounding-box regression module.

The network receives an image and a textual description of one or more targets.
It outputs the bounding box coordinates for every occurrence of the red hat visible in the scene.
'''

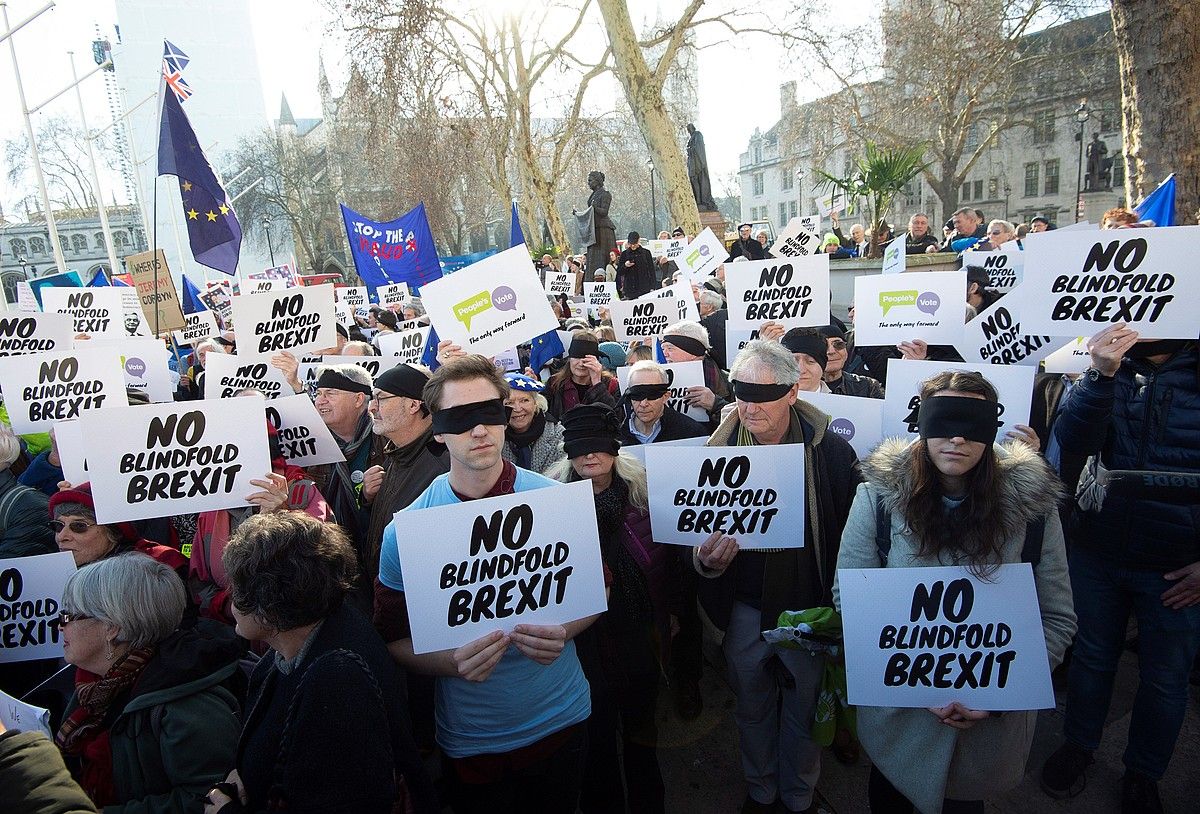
[48,482,140,544]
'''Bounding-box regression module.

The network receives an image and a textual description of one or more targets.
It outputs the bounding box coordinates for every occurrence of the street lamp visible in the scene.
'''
[1003,183,1012,221]
[647,158,657,236]
[1074,100,1092,223]
[261,214,276,266]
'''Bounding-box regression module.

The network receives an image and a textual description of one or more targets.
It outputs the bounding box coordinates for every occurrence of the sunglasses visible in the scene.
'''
[828,340,847,350]
[58,611,93,626]
[51,519,98,534]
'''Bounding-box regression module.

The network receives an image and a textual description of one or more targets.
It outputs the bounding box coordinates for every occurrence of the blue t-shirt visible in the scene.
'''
[379,467,592,758]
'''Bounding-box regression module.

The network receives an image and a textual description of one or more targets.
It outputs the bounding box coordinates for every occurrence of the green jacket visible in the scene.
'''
[0,730,97,814]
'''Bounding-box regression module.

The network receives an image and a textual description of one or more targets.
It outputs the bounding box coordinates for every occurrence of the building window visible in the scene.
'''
[1111,154,1125,188]
[113,232,130,249]
[754,144,762,164]
[71,234,88,252]
[1031,109,1055,144]
[961,183,971,202]
[781,167,793,190]
[1044,159,1060,194]
[973,180,983,200]
[9,238,27,257]
[28,237,46,254]
[965,122,979,150]
[752,173,764,196]
[778,203,787,225]
[1099,99,1119,132]
[988,178,998,198]
[1024,163,1039,197]
[789,200,798,219]
[94,232,105,249]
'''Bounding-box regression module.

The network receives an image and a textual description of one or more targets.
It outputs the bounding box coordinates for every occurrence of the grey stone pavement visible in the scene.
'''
[655,641,1199,813]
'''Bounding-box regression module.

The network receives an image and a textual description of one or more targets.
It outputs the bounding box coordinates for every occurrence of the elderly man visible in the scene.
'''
[819,325,883,398]
[905,213,941,254]
[694,340,861,814]
[374,355,595,812]
[618,360,709,445]
[660,320,732,429]
[938,207,988,253]
[727,223,767,262]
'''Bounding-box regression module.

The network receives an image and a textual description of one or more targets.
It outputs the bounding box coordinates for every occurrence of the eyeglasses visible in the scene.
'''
[988,230,1005,236]
[370,393,402,404]
[51,519,98,534]
[58,611,93,626]
[828,340,847,350]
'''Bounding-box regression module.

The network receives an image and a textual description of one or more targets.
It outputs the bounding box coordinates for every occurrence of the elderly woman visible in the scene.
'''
[782,327,833,394]
[186,339,226,399]
[500,373,566,474]
[659,320,731,429]
[399,299,425,322]
[544,330,620,421]
[979,219,1020,251]
[206,512,434,814]
[49,484,188,578]
[58,553,243,812]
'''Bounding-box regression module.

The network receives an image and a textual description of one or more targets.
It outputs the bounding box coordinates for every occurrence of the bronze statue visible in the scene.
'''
[1085,133,1111,191]
[580,171,616,276]
[686,123,717,211]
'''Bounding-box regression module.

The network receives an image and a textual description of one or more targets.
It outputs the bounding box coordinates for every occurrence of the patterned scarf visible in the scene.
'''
[505,411,547,470]
[56,646,156,755]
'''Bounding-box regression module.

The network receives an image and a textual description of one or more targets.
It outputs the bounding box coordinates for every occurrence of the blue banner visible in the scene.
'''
[1135,174,1175,227]
[510,201,525,249]
[440,249,498,274]
[340,202,443,294]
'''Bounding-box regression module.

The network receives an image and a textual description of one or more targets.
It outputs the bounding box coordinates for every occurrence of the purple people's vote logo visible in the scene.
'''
[453,285,519,331]
[491,286,517,312]
[828,417,856,441]
[124,357,146,378]
[916,292,941,316]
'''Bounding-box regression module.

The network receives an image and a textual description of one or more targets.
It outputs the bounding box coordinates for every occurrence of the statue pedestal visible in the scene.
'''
[1078,189,1122,224]
[698,210,727,241]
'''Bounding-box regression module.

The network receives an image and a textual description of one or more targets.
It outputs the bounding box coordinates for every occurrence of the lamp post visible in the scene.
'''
[261,214,276,266]
[1003,183,1012,221]
[647,158,657,235]
[1074,100,1092,223]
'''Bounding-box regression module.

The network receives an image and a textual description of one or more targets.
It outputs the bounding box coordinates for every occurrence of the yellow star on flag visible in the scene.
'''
[206,211,218,222]
[181,180,193,192]
[187,208,199,220]
[218,204,229,215]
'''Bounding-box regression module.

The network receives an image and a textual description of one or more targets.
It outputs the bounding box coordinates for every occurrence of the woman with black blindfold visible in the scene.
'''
[544,330,620,421]
[833,370,1077,814]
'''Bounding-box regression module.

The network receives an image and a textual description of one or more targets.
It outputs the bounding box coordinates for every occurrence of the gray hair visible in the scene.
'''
[628,359,670,385]
[61,553,186,649]
[698,290,724,311]
[663,320,709,348]
[195,339,223,355]
[0,425,19,470]
[342,340,376,356]
[507,388,549,413]
[953,206,977,219]
[315,362,373,388]
[987,219,1015,236]
[730,340,801,387]
[400,299,425,317]
[546,451,649,512]
[52,501,97,523]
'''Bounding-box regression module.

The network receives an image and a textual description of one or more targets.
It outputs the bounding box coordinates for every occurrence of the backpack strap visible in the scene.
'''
[1021,518,1045,569]
[874,493,892,567]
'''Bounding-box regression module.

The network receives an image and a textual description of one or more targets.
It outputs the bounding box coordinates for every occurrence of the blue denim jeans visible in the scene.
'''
[1064,544,1200,779]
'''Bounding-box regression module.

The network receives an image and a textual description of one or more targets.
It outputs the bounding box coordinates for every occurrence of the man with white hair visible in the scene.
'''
[660,320,732,429]
[693,340,861,814]
[617,360,709,446]
[697,289,729,370]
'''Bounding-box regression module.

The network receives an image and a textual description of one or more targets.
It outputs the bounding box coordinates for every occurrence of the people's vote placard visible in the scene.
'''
[881,358,1034,441]
[881,237,907,276]
[1020,226,1200,339]
[377,282,411,308]
[41,288,124,339]
[798,391,884,459]
[264,394,345,467]
[80,398,272,523]
[675,228,726,282]
[419,245,558,359]
[0,552,77,664]
[772,217,821,258]
[0,312,73,357]
[725,255,831,330]
[230,284,337,356]
[395,479,607,654]
[853,270,967,346]
[0,346,127,434]
[377,326,432,365]
[839,564,1054,710]
[954,290,1059,368]
[1042,337,1091,375]
[617,360,707,423]
[88,337,175,403]
[644,445,806,549]
[205,352,294,399]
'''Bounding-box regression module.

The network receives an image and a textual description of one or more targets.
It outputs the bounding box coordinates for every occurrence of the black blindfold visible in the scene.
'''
[732,379,794,403]
[431,398,510,435]
[661,334,708,358]
[568,338,601,359]
[315,369,373,395]
[626,382,670,402]
[917,395,1000,445]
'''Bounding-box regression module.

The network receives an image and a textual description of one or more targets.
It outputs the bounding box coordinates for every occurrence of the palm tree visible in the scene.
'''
[816,141,928,259]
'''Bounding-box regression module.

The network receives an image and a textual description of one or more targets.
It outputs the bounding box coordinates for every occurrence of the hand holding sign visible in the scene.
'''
[1086,322,1140,377]
[697,530,740,572]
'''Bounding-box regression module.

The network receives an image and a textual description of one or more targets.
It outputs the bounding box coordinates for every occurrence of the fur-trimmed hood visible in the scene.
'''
[862,436,1064,539]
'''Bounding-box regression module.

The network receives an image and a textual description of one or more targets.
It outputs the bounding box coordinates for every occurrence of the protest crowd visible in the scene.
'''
[0,90,1197,814]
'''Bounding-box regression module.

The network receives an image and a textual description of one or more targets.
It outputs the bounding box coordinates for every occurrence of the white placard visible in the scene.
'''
[335,286,369,310]
[544,271,576,297]
[725,255,831,330]
[675,227,726,282]
[16,281,39,312]
[1042,337,1091,375]
[395,479,608,654]
[853,270,967,346]
[243,277,286,294]
[799,215,821,235]
[648,238,686,260]
[88,337,175,402]
[653,283,700,323]
[584,282,618,309]
[881,236,907,276]
[419,245,559,359]
[0,312,73,357]
[492,347,521,373]
[969,248,1023,293]
[815,191,844,217]
[0,346,127,434]
[771,217,821,258]
[79,399,273,524]
[41,288,124,339]
[377,326,432,365]
[798,391,884,459]
[1020,226,1200,339]
[617,360,707,423]
[264,394,345,467]
[172,310,220,346]
[205,352,294,399]
[619,435,708,465]
[117,287,150,337]
[297,355,402,389]
[881,358,1035,441]
[377,282,411,308]
[610,286,692,342]
[0,552,77,664]
[54,419,88,485]
[0,687,52,738]
[839,564,1055,710]
[230,284,337,356]
[726,328,761,370]
[955,292,1059,367]
[644,445,806,549]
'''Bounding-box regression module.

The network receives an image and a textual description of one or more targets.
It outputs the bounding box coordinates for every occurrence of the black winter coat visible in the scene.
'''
[616,246,656,300]
[617,405,709,446]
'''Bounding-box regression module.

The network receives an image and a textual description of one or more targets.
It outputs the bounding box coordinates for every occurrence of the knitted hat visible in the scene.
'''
[504,373,544,393]
[376,363,430,401]
[560,404,622,460]
[48,483,140,544]
[822,233,840,249]
[781,328,829,370]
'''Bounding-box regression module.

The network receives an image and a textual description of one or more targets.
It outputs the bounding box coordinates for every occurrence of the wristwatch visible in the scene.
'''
[1084,367,1112,382]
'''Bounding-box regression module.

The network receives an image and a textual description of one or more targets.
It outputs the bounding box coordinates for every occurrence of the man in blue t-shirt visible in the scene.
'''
[374,354,595,813]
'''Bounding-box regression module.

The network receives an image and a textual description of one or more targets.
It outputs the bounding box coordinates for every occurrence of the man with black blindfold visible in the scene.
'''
[692,340,861,814]
[617,360,708,446]
[373,355,596,813]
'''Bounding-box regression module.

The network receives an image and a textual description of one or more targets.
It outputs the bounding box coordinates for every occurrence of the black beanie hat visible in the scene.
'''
[781,327,828,370]
[560,404,622,460]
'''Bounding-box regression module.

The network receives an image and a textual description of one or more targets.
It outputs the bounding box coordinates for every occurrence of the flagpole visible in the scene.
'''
[68,51,121,280]
[152,73,164,337]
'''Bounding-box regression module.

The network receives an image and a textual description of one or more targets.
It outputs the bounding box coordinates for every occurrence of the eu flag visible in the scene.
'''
[1135,174,1176,227]
[158,87,242,275]
[529,329,565,376]
[509,201,525,249]
[180,274,208,315]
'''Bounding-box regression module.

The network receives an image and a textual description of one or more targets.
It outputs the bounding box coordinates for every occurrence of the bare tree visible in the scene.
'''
[4,114,118,212]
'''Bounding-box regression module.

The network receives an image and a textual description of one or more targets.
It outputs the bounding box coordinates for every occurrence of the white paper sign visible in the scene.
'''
[726,255,831,331]
[117,287,150,337]
[881,237,907,276]
[798,391,884,459]
[644,445,806,549]
[815,191,844,217]
[88,338,174,402]
[0,687,52,738]
[610,286,693,342]
[0,552,77,664]
[53,419,89,485]
[79,399,273,524]
[0,312,73,357]
[772,217,821,258]
[1042,337,1091,375]
[243,278,285,294]
[955,293,1058,367]
[172,310,220,346]
[676,228,726,282]
[652,283,700,323]
[617,360,707,423]
[584,282,618,309]
[1020,226,1200,339]
[419,245,559,359]
[619,435,707,465]
[42,288,124,339]
[839,564,1055,710]
[544,271,576,297]
[230,284,337,356]
[395,479,608,654]
[265,394,345,467]
[726,328,761,371]
[205,352,294,399]
[969,249,1023,293]
[16,281,38,312]
[377,282,411,308]
[0,346,127,434]
[297,355,402,389]
[377,326,431,365]
[853,270,967,346]
[492,347,521,372]
[648,238,686,260]
[335,286,369,310]
[881,358,1035,441]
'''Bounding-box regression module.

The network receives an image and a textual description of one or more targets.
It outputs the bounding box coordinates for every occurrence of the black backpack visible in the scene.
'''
[873,494,1045,568]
